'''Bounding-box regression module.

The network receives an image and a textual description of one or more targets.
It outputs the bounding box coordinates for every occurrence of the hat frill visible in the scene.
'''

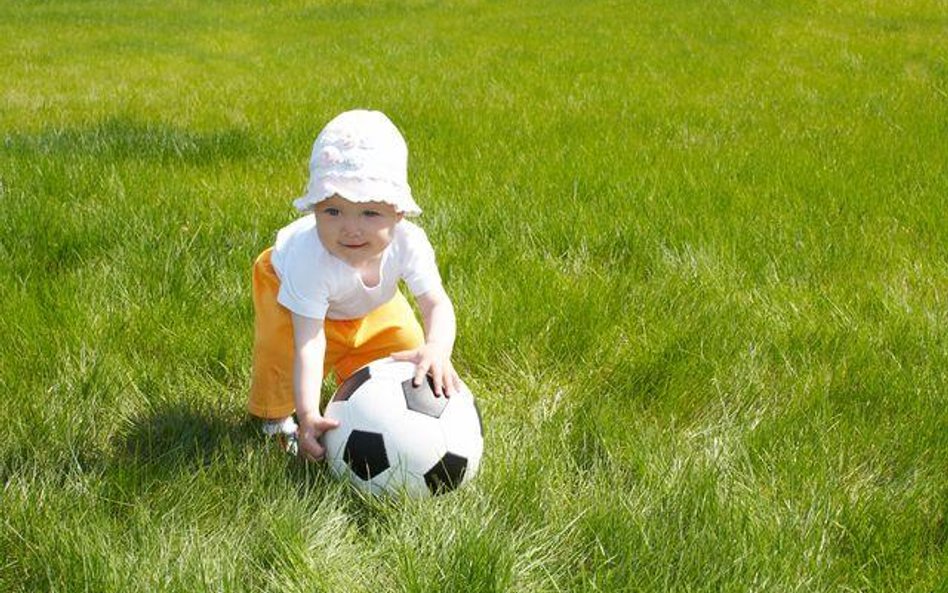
[293,174,422,216]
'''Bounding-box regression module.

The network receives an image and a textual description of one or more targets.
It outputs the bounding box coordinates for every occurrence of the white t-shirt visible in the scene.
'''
[271,216,442,320]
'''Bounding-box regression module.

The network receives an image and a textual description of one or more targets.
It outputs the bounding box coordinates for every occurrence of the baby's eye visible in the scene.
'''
[322,208,341,216]
[362,210,382,218]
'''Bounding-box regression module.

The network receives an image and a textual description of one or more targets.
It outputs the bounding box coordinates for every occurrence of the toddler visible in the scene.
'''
[248,110,461,462]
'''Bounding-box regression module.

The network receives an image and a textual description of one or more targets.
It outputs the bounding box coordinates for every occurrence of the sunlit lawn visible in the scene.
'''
[1,1,947,591]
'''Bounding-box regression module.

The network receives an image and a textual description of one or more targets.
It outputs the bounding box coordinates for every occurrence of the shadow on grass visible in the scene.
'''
[111,402,396,529]
[115,403,354,494]
[3,116,259,164]
[114,402,257,475]
[1,404,255,490]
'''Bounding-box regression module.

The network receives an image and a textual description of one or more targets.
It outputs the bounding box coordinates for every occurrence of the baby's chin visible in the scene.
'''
[329,243,387,267]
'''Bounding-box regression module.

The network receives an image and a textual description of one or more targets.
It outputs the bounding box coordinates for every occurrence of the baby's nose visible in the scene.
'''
[341,219,362,235]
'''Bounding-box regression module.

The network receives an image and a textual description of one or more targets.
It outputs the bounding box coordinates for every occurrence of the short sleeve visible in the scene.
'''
[276,274,329,319]
[271,217,331,319]
[400,225,443,297]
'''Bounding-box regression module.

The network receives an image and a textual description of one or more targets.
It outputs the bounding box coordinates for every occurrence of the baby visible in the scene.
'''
[248,110,460,462]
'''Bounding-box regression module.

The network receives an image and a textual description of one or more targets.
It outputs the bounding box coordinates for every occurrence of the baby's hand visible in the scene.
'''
[297,414,340,462]
[391,343,461,398]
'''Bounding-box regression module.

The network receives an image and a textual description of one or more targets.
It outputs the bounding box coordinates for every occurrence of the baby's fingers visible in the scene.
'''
[431,361,459,398]
[430,367,445,397]
[313,416,340,433]
[432,362,460,398]
[299,435,326,462]
[391,349,419,362]
[412,358,431,389]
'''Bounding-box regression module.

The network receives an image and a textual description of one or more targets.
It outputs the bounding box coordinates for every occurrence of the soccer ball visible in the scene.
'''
[321,358,484,497]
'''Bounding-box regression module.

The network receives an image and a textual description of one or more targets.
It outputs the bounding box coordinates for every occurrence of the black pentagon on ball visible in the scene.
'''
[424,452,468,495]
[344,430,389,480]
[402,375,448,418]
[332,365,372,403]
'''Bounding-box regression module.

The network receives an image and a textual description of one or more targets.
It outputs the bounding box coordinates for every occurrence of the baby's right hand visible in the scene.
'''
[297,414,340,462]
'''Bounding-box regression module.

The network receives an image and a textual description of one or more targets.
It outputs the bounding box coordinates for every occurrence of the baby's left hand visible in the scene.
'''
[391,343,461,398]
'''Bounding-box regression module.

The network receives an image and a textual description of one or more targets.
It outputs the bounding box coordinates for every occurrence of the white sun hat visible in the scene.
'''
[292,110,422,216]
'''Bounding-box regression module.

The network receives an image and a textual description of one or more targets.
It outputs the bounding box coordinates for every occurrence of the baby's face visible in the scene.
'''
[313,195,403,268]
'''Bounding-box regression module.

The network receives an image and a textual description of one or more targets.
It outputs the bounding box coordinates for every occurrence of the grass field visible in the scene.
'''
[2,0,947,591]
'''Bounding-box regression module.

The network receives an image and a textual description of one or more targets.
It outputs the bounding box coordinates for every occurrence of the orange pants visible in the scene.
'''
[248,248,424,419]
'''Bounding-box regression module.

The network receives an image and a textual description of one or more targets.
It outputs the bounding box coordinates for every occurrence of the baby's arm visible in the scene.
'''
[292,312,339,461]
[392,286,462,397]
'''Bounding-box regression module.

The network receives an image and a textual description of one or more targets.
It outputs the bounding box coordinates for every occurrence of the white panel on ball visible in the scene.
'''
[437,385,484,479]
[322,400,352,478]
[345,379,406,433]
[390,412,448,476]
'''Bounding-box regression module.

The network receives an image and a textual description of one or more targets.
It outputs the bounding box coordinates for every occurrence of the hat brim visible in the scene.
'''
[293,176,422,216]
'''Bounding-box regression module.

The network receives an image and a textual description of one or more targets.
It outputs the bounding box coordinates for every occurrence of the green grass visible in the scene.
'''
[2,0,947,591]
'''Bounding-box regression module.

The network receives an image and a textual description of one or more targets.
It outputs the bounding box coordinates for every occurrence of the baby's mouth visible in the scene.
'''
[341,242,368,249]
